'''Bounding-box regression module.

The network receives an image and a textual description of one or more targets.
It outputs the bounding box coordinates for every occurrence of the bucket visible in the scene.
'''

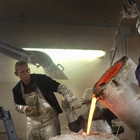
[92,56,140,132]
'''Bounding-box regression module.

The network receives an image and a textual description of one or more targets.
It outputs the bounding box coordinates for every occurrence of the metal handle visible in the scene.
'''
[57,63,65,71]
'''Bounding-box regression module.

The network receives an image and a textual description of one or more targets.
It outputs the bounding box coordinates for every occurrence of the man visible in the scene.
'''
[62,88,118,134]
[12,61,81,140]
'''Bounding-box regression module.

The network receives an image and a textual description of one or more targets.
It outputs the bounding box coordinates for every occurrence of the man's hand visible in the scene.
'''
[25,106,37,115]
[62,99,78,123]
[62,99,70,112]
[69,98,82,110]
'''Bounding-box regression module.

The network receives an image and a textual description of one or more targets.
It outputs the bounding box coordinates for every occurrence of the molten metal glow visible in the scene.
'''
[83,58,124,135]
[82,132,86,135]
[86,97,97,134]
[92,61,123,98]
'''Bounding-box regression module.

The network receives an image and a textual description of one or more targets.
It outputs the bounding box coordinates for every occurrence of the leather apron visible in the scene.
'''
[21,82,61,140]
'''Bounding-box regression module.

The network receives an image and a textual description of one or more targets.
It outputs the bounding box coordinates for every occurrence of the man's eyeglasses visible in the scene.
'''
[18,69,30,75]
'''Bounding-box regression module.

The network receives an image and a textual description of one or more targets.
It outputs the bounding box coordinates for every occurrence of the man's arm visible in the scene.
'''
[62,99,86,132]
[57,84,81,110]
[14,103,37,115]
[12,82,37,115]
[68,115,86,132]
[14,103,27,114]
[12,82,26,105]
[36,74,81,110]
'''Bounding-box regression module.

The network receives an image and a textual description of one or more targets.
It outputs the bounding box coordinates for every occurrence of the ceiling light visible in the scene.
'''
[23,48,106,60]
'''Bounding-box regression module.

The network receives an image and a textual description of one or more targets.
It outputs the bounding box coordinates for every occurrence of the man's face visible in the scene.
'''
[15,64,31,83]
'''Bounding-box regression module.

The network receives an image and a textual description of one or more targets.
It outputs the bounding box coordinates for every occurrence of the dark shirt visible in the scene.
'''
[12,73,63,113]
[23,81,34,94]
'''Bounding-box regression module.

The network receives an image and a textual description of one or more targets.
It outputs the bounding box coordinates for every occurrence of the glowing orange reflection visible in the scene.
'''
[82,58,124,135]
[92,61,123,99]
[86,97,97,134]
[82,132,86,135]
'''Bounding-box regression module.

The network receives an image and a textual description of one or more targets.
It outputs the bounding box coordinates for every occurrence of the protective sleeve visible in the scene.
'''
[57,84,81,109]
[57,84,77,102]
[68,115,87,132]
[14,103,27,114]
[14,103,37,115]
[65,108,77,123]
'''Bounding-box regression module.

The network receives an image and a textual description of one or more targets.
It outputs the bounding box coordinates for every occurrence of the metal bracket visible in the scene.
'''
[0,106,18,140]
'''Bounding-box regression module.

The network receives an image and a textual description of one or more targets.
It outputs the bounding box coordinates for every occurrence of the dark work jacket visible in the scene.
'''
[12,74,63,113]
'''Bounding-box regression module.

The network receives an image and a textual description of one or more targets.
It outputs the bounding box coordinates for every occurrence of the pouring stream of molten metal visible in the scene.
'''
[85,60,123,135]
[86,97,97,134]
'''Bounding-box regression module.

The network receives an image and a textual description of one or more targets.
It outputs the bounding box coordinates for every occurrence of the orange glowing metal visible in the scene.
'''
[83,59,123,135]
[82,132,86,135]
[86,97,97,134]
[92,61,123,98]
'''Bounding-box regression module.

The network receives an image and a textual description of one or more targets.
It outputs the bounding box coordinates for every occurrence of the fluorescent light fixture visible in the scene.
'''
[23,48,106,60]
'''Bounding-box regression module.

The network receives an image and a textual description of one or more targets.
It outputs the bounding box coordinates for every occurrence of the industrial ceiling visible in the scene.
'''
[0,0,139,50]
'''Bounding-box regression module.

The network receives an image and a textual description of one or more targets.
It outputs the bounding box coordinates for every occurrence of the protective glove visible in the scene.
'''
[62,99,77,123]
[57,84,82,110]
[24,106,37,115]
[62,99,70,112]
[69,97,82,110]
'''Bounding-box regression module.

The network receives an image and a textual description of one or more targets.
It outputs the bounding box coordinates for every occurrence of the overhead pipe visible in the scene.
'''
[0,40,69,80]
[0,17,136,27]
